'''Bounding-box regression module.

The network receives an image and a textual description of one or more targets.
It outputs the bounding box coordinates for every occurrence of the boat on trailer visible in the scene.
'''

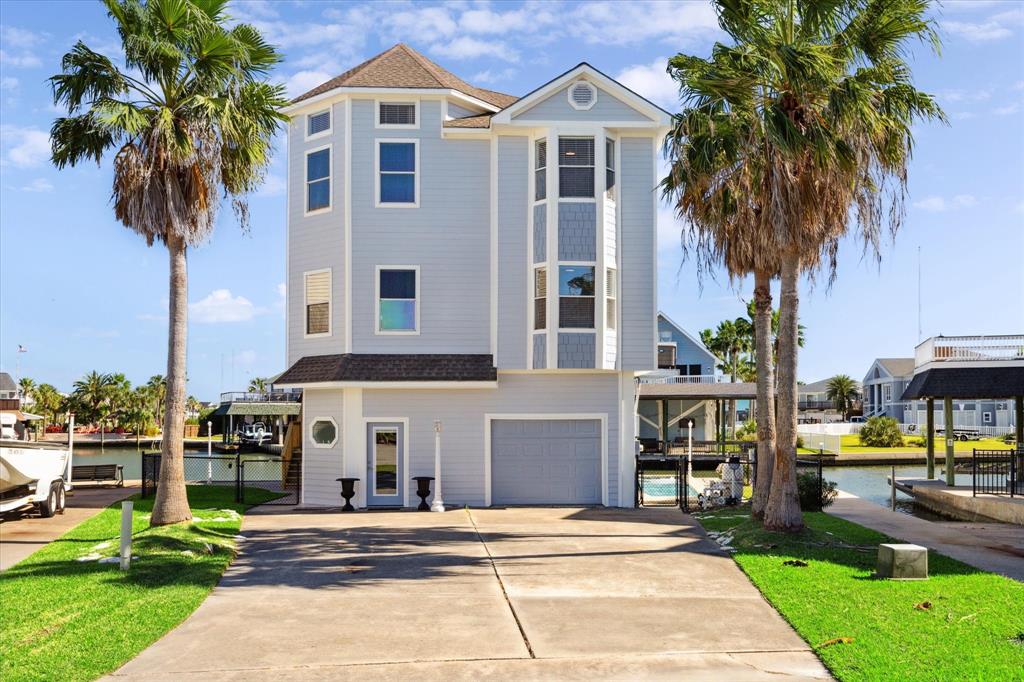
[0,424,74,517]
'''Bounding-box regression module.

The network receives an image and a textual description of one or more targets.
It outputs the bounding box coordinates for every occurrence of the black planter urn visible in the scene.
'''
[335,477,360,512]
[411,476,435,511]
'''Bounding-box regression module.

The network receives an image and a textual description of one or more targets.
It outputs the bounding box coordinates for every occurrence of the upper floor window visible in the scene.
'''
[535,139,547,201]
[605,138,616,200]
[559,137,594,198]
[534,267,547,330]
[376,140,418,207]
[559,265,595,329]
[304,269,331,336]
[377,267,418,334]
[306,109,331,139]
[883,384,892,402]
[377,101,418,128]
[306,146,330,213]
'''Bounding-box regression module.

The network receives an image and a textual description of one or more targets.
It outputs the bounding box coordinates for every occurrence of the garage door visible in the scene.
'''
[491,419,601,505]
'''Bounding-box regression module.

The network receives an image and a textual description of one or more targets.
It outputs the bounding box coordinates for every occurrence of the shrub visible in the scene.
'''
[909,436,927,447]
[797,471,838,510]
[1003,432,1017,444]
[859,416,904,448]
[736,420,758,441]
[796,434,805,449]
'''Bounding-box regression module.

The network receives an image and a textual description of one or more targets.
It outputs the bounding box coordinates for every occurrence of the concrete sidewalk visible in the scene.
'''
[0,486,137,571]
[828,492,1024,581]
[108,507,828,680]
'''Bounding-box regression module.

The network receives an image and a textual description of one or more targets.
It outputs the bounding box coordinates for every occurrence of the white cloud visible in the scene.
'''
[0,76,18,91]
[568,1,721,46]
[235,350,258,365]
[190,289,260,323]
[616,58,677,109]
[470,68,518,84]
[937,88,991,103]
[993,102,1021,116]
[285,70,334,99]
[256,173,285,197]
[951,111,976,120]
[0,125,51,167]
[0,26,47,68]
[276,282,286,298]
[381,6,458,43]
[912,194,977,212]
[459,4,558,34]
[18,178,53,192]
[942,7,1024,42]
[1014,80,1024,91]
[431,37,519,62]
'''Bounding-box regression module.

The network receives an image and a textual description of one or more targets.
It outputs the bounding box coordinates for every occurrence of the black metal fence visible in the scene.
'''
[141,452,300,505]
[636,451,754,512]
[972,448,1022,497]
[796,457,826,512]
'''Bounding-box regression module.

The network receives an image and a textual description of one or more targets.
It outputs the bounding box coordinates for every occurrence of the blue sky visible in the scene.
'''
[1,0,1022,400]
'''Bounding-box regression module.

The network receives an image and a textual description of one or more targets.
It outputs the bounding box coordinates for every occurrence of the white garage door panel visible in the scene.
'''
[491,419,602,505]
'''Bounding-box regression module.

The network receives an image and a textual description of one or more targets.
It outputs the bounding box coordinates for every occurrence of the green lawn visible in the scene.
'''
[697,507,1024,681]
[837,435,1012,454]
[0,486,279,682]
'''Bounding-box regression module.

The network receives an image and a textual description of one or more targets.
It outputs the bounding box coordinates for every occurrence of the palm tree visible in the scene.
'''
[248,376,269,393]
[72,371,113,425]
[665,0,943,531]
[826,375,859,421]
[50,0,287,525]
[146,375,167,421]
[701,319,751,437]
[33,384,66,431]
[18,377,36,404]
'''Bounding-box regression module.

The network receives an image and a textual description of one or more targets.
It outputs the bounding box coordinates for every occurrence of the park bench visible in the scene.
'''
[71,464,124,487]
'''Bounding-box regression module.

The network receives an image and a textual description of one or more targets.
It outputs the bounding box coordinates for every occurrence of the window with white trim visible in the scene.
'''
[310,418,338,448]
[605,268,617,330]
[883,384,892,402]
[559,137,594,198]
[377,140,417,205]
[559,265,595,328]
[378,102,416,127]
[534,267,547,330]
[535,139,547,201]
[306,147,330,212]
[605,138,616,200]
[377,267,418,333]
[307,110,330,138]
[304,269,331,336]
[983,411,992,424]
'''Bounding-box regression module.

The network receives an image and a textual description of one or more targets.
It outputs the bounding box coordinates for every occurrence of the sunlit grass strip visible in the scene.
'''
[0,486,280,682]
[698,508,1024,682]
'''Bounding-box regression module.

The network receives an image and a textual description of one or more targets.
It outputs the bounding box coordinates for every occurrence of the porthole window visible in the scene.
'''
[310,417,338,448]
[568,81,597,110]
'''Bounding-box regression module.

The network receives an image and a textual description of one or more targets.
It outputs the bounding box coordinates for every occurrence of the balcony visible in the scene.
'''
[915,335,1024,368]
[638,374,724,385]
[219,390,301,404]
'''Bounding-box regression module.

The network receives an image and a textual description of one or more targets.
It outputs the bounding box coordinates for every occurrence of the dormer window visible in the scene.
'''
[377,101,418,129]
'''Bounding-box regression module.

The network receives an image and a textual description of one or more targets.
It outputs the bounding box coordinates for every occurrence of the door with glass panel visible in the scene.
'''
[366,423,404,506]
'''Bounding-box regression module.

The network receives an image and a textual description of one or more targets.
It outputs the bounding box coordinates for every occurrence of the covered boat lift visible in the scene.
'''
[637,380,757,454]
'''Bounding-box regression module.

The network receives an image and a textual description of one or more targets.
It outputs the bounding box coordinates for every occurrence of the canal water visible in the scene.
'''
[71,446,263,480]
[823,464,972,519]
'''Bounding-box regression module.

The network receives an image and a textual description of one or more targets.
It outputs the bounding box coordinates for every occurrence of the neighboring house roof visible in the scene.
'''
[639,382,758,400]
[210,403,301,417]
[875,358,915,378]
[657,312,717,364]
[800,378,863,394]
[902,366,1024,400]
[291,43,518,109]
[0,372,15,392]
[277,354,498,384]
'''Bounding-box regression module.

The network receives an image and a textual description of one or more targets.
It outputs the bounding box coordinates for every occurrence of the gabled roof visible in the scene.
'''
[800,378,862,394]
[291,44,518,109]
[876,358,915,378]
[0,372,14,392]
[657,312,717,363]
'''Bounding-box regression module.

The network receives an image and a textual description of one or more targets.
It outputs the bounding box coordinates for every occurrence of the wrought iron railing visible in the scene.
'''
[972,448,1022,497]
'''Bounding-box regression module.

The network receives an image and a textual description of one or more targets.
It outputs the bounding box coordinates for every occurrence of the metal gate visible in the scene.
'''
[635,455,687,509]
[141,452,300,505]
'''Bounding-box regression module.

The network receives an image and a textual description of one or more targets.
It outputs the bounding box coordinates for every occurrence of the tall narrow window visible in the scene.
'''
[378,141,417,205]
[559,265,595,328]
[605,138,616,200]
[559,137,594,198]
[305,270,331,336]
[534,267,547,330]
[605,268,617,329]
[306,147,330,212]
[377,267,418,333]
[535,139,547,201]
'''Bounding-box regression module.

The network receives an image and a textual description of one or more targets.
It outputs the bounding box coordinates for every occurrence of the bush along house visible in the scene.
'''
[275,44,670,509]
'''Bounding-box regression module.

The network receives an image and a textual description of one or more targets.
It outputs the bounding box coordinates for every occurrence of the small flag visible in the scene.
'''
[17,345,27,353]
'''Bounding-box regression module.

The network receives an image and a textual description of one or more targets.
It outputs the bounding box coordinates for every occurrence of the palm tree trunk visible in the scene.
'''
[751,269,776,520]
[151,234,193,526]
[764,251,804,532]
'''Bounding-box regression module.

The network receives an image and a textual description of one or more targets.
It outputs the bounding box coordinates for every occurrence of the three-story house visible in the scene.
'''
[276,45,669,508]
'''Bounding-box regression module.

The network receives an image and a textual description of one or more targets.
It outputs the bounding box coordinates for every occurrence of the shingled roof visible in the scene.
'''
[277,354,498,384]
[902,366,1024,400]
[292,44,518,109]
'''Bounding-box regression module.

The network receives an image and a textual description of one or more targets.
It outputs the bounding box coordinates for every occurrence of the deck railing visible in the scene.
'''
[219,390,301,404]
[637,374,724,385]
[972,448,1022,497]
[915,335,1024,367]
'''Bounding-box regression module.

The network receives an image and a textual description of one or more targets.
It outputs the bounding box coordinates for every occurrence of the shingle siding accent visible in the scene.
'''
[557,332,596,369]
[497,135,529,369]
[288,102,346,366]
[533,204,546,263]
[533,334,547,369]
[557,202,596,261]
[350,100,491,354]
[619,138,656,370]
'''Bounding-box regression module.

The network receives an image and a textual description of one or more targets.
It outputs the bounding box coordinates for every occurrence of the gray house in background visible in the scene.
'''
[798,378,862,424]
[275,44,670,508]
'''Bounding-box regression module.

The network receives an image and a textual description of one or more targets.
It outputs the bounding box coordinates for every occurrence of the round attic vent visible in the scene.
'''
[568,81,597,110]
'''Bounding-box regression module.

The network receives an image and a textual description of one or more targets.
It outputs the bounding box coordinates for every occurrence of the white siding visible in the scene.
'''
[497,135,529,368]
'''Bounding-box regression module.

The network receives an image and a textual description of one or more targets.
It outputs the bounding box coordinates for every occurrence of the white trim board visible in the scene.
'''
[483,413,609,507]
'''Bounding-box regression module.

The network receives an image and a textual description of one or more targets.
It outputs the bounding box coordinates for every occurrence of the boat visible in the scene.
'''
[1,426,74,517]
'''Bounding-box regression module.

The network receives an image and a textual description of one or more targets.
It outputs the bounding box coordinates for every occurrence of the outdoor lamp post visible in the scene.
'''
[431,420,445,512]
[207,421,213,483]
[687,419,694,480]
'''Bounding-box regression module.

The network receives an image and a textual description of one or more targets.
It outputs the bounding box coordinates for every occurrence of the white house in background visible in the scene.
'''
[798,378,862,424]
[275,44,670,508]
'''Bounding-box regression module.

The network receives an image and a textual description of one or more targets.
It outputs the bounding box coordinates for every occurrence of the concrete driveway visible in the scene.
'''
[109,507,829,680]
